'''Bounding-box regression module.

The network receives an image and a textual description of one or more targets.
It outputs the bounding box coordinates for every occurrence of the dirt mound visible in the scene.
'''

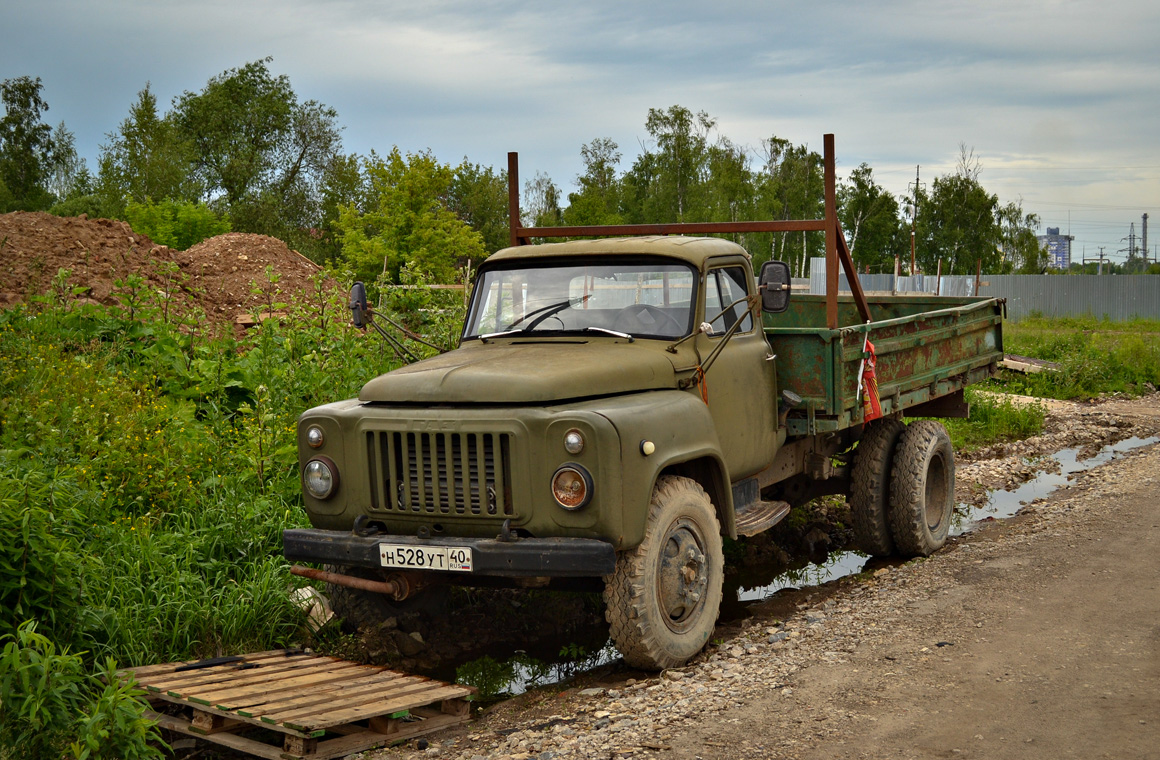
[0,212,326,325]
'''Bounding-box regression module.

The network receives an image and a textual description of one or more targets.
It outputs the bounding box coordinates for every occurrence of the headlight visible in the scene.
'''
[563,429,585,455]
[551,464,593,510]
[303,457,338,499]
[306,425,325,448]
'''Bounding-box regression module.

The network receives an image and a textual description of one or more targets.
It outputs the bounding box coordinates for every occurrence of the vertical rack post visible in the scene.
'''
[507,152,522,247]
[824,134,838,329]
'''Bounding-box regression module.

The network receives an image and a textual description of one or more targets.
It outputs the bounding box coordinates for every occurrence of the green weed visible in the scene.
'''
[1001,316,1160,398]
[941,387,1047,452]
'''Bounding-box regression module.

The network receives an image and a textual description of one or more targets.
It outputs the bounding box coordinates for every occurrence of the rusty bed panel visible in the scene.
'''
[763,294,1004,435]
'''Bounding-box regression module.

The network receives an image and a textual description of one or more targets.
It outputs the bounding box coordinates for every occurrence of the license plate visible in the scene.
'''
[379,543,473,572]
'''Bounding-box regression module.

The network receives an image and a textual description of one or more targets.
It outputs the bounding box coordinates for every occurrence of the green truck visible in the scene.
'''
[284,137,1004,670]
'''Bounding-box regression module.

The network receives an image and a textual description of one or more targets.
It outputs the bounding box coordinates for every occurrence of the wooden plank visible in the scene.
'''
[147,657,353,694]
[147,711,286,760]
[122,649,298,680]
[307,713,470,760]
[282,684,472,731]
[190,709,247,736]
[233,673,423,718]
[141,656,329,693]
[262,677,441,724]
[188,662,379,706]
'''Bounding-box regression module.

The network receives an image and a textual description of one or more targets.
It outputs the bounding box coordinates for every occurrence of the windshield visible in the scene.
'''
[464,258,697,340]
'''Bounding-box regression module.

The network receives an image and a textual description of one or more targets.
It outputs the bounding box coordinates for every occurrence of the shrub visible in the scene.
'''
[124,198,230,250]
[0,622,164,759]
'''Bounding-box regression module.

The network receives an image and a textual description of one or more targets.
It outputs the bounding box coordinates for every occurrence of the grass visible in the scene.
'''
[999,315,1160,399]
[940,387,1047,452]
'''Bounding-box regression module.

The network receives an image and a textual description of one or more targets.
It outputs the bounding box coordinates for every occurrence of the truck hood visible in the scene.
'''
[359,341,680,404]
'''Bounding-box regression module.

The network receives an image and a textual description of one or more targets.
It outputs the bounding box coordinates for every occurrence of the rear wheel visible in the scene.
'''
[604,476,724,670]
[849,418,907,556]
[888,420,956,557]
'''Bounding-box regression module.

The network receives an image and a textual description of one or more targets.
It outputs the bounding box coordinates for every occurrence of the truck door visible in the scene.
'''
[695,264,778,479]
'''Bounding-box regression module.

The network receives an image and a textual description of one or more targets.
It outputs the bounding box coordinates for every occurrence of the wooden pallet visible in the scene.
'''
[119,649,474,759]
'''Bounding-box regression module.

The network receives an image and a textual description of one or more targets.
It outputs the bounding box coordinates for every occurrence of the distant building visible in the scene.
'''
[1037,227,1074,269]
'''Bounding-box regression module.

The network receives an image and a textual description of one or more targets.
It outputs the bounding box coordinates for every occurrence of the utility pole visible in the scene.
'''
[907,165,923,275]
[1084,247,1107,275]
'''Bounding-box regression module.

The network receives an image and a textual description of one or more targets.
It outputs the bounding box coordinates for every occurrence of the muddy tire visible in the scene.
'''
[850,418,907,557]
[603,476,724,670]
[888,420,955,557]
[324,565,446,630]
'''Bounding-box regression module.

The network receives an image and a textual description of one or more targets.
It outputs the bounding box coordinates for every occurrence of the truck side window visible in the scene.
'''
[704,267,753,335]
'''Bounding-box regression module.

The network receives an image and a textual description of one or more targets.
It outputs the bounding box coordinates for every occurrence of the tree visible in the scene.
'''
[96,84,199,214]
[918,150,1001,275]
[634,106,716,221]
[171,58,342,237]
[996,200,1042,273]
[335,148,487,285]
[563,137,624,227]
[0,76,54,210]
[523,171,562,228]
[448,160,510,253]
[755,137,824,277]
[45,122,87,202]
[838,163,904,272]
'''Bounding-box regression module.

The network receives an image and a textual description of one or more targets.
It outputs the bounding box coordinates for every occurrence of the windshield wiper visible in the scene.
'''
[478,328,529,342]
[581,327,634,341]
[477,325,634,343]
[503,295,592,331]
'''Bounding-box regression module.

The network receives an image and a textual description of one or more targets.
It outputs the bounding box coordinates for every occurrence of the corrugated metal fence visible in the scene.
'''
[808,258,1160,321]
[978,275,1160,321]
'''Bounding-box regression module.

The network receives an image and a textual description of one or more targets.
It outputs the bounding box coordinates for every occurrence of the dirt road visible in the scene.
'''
[375,397,1159,760]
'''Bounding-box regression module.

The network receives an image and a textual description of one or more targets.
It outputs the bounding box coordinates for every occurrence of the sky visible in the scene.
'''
[4,0,1160,265]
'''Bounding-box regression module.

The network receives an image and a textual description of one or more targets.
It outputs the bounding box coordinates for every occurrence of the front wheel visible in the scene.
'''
[603,476,724,670]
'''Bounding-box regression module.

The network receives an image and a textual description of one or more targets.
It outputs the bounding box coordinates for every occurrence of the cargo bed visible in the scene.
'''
[764,294,1004,436]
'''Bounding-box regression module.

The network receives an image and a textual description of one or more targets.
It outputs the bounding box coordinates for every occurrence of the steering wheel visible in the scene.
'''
[612,304,683,335]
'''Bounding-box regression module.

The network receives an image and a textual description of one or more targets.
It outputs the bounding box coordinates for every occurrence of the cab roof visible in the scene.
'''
[485,236,751,268]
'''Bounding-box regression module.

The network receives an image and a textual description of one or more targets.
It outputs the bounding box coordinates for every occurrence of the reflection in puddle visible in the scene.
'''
[453,640,621,700]
[730,550,870,606]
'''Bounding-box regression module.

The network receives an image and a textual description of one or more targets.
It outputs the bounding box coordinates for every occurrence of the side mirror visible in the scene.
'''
[350,281,369,328]
[759,261,791,313]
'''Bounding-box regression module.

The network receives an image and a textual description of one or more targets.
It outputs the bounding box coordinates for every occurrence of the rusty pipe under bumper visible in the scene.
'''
[290,565,411,601]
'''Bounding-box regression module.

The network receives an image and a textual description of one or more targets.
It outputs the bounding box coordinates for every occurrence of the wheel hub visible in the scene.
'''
[657,521,709,631]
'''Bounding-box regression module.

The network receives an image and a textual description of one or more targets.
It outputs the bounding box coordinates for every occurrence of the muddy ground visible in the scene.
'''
[363,394,1159,760]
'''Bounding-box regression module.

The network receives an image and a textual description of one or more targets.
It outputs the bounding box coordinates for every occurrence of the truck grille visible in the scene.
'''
[365,431,514,516]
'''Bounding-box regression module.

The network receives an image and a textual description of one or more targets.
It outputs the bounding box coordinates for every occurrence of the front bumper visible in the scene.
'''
[283,528,617,578]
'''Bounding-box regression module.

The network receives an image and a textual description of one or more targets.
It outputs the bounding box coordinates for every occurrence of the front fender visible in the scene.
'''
[592,390,732,548]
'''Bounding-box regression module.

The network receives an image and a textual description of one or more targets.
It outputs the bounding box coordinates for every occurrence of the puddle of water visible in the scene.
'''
[731,550,870,606]
[953,435,1158,535]
[448,636,621,700]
